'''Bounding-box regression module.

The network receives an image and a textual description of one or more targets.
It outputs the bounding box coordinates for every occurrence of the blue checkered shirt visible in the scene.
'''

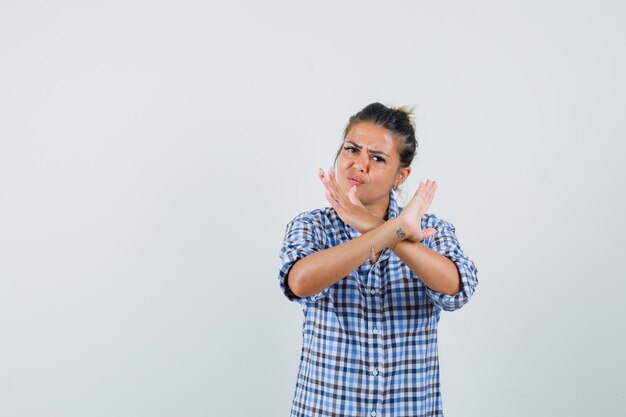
[278,192,478,417]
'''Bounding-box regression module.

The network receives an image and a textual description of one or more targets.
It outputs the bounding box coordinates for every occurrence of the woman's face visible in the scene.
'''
[336,122,410,210]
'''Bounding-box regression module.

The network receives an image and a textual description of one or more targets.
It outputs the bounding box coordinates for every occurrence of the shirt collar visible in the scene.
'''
[385,191,400,220]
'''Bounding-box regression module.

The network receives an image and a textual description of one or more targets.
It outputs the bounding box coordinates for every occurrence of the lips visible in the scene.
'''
[348,176,365,185]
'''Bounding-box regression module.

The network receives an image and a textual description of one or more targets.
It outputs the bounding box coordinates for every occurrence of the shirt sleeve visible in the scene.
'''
[278,212,329,304]
[423,215,478,312]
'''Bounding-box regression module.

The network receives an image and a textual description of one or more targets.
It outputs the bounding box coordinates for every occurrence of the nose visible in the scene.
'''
[355,153,369,172]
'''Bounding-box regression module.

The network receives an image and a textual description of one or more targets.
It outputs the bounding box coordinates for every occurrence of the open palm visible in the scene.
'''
[398,179,438,241]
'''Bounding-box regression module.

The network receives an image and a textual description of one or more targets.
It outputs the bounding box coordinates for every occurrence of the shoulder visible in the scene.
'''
[422,213,456,231]
[288,207,334,226]
[285,207,341,235]
[283,207,340,246]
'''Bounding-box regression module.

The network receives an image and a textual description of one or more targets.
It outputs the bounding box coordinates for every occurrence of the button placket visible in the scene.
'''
[368,267,383,417]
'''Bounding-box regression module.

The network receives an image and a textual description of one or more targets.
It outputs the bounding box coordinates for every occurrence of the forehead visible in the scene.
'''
[345,122,398,155]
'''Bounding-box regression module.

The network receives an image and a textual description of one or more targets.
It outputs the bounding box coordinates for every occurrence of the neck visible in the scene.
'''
[365,196,390,220]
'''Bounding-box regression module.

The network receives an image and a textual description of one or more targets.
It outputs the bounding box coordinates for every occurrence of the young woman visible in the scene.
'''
[278,103,478,417]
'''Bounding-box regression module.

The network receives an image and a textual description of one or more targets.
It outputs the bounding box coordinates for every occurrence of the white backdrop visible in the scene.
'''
[1,1,625,416]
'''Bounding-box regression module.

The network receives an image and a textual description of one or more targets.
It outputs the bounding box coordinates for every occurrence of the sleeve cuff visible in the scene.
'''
[426,256,478,312]
[278,247,328,305]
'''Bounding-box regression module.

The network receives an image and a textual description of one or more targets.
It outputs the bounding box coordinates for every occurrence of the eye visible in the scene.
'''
[343,146,358,153]
[371,155,386,163]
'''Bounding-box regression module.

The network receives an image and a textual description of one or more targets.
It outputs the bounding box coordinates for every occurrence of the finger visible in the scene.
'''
[325,190,340,210]
[419,227,436,241]
[422,193,434,215]
[416,183,434,218]
[328,168,348,202]
[320,171,336,198]
[321,169,337,193]
[413,182,425,201]
[426,181,437,205]
[424,179,431,193]
[427,180,437,195]
[422,179,436,199]
[425,179,435,195]
[423,181,435,203]
[422,227,438,240]
[324,177,342,206]
[321,171,340,205]
[428,184,437,206]
[347,185,364,207]
[328,168,342,192]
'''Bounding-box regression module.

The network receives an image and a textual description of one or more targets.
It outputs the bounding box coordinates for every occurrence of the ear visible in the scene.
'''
[395,166,411,188]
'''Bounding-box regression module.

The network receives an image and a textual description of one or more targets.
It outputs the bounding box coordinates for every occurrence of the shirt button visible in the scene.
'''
[372,369,379,376]
[372,327,379,335]
[370,288,376,295]
[371,411,377,417]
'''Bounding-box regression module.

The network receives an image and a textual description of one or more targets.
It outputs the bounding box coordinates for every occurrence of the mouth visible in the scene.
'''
[348,176,365,186]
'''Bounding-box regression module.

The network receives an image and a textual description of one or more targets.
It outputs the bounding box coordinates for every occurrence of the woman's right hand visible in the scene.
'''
[319,168,384,234]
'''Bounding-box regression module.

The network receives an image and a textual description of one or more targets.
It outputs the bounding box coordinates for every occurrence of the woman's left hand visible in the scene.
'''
[319,168,383,234]
[397,179,438,242]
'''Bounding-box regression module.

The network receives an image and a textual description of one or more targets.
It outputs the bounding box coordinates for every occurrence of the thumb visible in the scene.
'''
[347,186,365,207]
[423,227,438,240]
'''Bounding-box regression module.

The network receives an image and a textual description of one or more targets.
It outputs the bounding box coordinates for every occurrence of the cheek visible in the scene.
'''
[334,167,353,193]
[336,154,351,167]
[336,160,351,177]
[335,172,349,192]
[372,170,397,188]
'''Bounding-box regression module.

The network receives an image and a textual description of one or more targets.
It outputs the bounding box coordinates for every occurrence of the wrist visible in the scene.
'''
[373,218,406,252]
[356,216,385,234]
[390,218,408,250]
[395,214,424,242]
[394,216,412,236]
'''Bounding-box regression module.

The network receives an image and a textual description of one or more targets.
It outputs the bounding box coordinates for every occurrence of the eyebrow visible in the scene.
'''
[346,141,390,157]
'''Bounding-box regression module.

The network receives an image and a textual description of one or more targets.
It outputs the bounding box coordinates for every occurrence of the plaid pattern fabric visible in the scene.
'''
[278,192,478,417]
